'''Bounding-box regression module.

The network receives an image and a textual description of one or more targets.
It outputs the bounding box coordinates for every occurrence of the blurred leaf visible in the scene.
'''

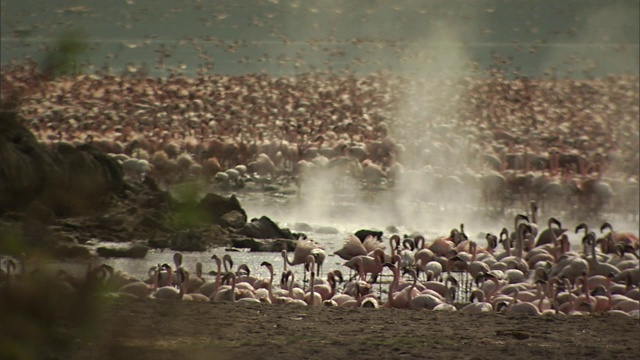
[41,29,89,78]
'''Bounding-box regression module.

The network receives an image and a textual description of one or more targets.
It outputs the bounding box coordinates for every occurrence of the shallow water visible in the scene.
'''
[18,185,637,292]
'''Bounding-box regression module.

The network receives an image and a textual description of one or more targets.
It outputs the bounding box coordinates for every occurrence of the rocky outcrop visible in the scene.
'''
[0,112,306,256]
[228,237,297,252]
[236,216,299,240]
[355,229,383,242]
[0,111,124,217]
[96,244,149,258]
[196,193,247,227]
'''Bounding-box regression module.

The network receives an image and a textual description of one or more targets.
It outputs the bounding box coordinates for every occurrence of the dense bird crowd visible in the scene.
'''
[1,54,639,317]
[1,60,638,220]
[2,214,639,315]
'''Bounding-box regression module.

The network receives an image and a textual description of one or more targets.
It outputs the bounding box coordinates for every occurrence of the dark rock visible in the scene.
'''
[53,244,92,259]
[220,210,247,229]
[355,229,383,242]
[0,110,125,216]
[25,200,55,225]
[96,244,149,258]
[293,222,314,232]
[385,225,400,234]
[137,214,171,232]
[196,193,247,225]
[237,216,299,240]
[170,230,208,252]
[148,237,171,249]
[229,237,296,252]
[315,226,340,235]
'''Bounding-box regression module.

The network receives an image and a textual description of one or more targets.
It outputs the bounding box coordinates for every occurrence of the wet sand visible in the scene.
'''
[3,297,634,360]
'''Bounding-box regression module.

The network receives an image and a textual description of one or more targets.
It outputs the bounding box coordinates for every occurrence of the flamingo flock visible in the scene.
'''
[1,61,638,221]
[2,215,638,317]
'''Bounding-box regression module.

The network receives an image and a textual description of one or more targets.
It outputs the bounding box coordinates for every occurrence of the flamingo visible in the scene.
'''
[198,254,223,297]
[600,222,639,253]
[304,255,322,306]
[433,284,458,312]
[583,232,621,277]
[534,217,567,247]
[390,268,420,309]
[222,254,234,273]
[494,228,512,261]
[428,235,455,257]
[460,288,495,313]
[154,267,188,300]
[212,272,259,303]
[117,267,158,299]
[313,272,336,301]
[283,270,305,301]
[177,269,209,301]
[333,234,385,261]
[398,237,416,272]
[186,262,205,293]
[282,238,323,284]
[343,248,385,283]
[342,257,372,298]
[464,241,491,279]
[502,288,541,315]
[414,236,436,271]
[500,221,531,276]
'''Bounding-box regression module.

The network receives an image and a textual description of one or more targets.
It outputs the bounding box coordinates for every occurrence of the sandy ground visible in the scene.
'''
[3,295,639,360]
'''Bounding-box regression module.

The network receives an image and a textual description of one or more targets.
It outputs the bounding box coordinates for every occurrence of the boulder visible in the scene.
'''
[229,237,296,252]
[315,226,340,235]
[0,110,125,216]
[237,216,300,240]
[221,210,246,229]
[355,229,383,242]
[170,230,208,252]
[293,222,314,232]
[147,237,171,249]
[196,193,247,226]
[96,244,149,258]
[53,244,93,259]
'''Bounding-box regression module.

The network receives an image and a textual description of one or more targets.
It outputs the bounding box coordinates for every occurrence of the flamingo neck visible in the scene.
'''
[389,237,396,258]
[487,278,500,301]
[384,268,397,307]
[151,269,159,291]
[582,276,591,302]
[471,243,477,262]
[591,241,598,264]
[288,273,295,298]
[329,275,336,298]
[309,272,316,306]
[167,267,174,287]
[550,231,559,260]
[179,275,188,300]
[214,260,221,289]
[230,274,236,302]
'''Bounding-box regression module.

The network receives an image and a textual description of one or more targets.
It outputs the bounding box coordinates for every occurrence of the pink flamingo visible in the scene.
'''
[198,254,223,298]
[117,267,158,299]
[333,234,385,261]
[343,248,385,283]
[304,255,322,306]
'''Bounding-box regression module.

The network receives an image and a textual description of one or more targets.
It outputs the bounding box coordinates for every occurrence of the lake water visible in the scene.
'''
[2,0,638,78]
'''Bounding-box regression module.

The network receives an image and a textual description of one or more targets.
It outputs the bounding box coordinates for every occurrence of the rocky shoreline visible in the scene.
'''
[1,111,306,259]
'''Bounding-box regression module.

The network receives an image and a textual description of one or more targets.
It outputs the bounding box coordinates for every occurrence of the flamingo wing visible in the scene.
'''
[334,235,367,260]
[363,235,386,253]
